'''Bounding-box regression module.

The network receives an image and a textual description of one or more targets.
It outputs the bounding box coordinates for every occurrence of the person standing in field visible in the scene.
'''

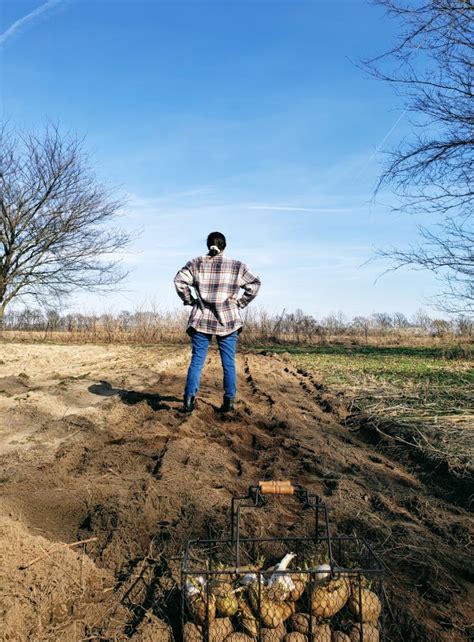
[174,232,261,413]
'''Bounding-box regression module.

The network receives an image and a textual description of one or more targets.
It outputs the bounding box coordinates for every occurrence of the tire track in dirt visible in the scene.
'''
[244,355,276,409]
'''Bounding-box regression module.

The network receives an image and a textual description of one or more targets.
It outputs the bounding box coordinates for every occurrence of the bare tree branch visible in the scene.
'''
[0,125,133,318]
[365,0,473,313]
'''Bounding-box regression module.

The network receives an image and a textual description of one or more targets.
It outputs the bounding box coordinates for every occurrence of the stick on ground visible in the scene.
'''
[19,537,98,570]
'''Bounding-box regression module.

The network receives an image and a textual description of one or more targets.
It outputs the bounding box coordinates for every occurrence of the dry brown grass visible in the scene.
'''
[1,307,472,348]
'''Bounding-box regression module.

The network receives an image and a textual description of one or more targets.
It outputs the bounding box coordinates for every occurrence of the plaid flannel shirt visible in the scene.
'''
[174,254,261,336]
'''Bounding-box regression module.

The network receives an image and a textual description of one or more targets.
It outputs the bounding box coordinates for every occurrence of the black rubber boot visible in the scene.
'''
[220,396,234,413]
[182,395,195,413]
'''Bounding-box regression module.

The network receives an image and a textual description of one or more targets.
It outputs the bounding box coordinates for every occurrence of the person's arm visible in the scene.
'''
[236,263,261,308]
[174,260,196,306]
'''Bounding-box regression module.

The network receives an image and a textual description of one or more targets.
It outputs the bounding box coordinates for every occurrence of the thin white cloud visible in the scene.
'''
[246,204,355,213]
[123,194,363,219]
[124,188,214,207]
[0,0,62,46]
[247,205,320,212]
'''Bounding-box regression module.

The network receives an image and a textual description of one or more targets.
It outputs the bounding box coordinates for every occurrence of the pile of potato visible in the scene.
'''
[183,555,382,642]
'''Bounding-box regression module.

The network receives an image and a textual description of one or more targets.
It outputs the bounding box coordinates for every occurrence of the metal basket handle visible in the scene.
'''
[230,481,330,569]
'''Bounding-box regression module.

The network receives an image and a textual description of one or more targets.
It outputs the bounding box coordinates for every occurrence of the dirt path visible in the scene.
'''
[0,343,472,641]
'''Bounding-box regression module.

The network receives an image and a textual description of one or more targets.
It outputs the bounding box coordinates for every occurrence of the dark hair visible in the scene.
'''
[207,231,226,256]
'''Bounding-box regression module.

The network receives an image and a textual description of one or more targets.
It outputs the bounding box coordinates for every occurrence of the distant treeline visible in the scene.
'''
[1,307,472,345]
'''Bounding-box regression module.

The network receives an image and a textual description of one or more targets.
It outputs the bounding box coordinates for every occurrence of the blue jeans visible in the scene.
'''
[184,330,238,398]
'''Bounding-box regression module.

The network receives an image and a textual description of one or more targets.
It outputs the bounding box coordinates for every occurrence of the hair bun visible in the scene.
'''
[207,232,226,254]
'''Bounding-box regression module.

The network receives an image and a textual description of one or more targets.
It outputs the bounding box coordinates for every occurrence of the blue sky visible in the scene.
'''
[1,0,442,318]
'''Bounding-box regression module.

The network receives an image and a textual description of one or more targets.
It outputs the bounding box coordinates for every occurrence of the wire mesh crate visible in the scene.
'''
[181,482,385,642]
[325,536,386,642]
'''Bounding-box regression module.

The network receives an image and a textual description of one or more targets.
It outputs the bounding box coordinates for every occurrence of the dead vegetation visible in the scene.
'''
[1,307,472,348]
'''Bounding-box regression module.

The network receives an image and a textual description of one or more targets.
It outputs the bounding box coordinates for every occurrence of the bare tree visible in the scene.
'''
[413,308,433,331]
[366,1,473,314]
[352,315,372,344]
[393,311,410,328]
[372,311,393,332]
[0,125,131,322]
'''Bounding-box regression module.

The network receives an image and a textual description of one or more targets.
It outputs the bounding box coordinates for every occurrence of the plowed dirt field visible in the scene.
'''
[0,343,472,641]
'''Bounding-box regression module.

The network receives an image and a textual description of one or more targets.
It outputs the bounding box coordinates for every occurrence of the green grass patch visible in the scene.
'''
[254,343,473,417]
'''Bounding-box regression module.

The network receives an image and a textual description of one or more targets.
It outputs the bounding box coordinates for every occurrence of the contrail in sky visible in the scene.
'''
[0,0,62,46]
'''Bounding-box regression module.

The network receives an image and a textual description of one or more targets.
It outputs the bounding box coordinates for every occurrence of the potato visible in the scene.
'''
[224,634,255,642]
[209,617,234,642]
[260,599,285,628]
[249,585,290,628]
[237,596,258,637]
[290,614,317,635]
[188,592,217,625]
[251,597,294,629]
[279,601,296,623]
[310,624,332,642]
[211,581,239,617]
[261,622,286,641]
[348,589,381,623]
[216,592,239,617]
[284,634,308,642]
[288,573,307,601]
[291,614,310,634]
[332,633,351,642]
[289,615,331,641]
[184,621,202,642]
[310,578,350,618]
[349,624,379,642]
